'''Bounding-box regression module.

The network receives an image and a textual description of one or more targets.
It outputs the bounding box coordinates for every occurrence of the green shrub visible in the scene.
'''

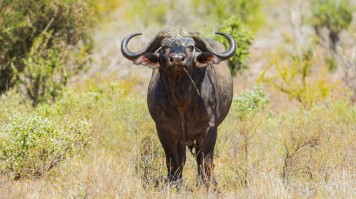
[0,0,96,94]
[0,115,91,180]
[232,86,270,121]
[216,16,254,75]
[311,0,353,51]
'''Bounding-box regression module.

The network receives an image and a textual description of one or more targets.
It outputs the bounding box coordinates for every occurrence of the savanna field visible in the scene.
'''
[0,0,355,198]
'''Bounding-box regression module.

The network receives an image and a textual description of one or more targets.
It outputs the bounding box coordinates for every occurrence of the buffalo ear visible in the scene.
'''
[195,52,220,68]
[134,53,160,68]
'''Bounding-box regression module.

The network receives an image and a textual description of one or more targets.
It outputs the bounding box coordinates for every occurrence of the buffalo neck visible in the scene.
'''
[160,67,204,110]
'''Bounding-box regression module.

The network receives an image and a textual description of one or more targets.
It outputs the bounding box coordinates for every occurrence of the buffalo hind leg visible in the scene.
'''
[195,127,218,188]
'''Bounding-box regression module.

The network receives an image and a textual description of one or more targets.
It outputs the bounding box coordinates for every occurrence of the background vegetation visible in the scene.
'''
[0,0,99,105]
[0,0,355,198]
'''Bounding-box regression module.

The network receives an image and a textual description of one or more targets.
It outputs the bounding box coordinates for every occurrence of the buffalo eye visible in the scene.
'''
[161,45,171,52]
[186,46,194,51]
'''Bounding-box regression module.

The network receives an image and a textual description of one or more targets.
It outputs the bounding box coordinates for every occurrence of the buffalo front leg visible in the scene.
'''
[195,126,218,187]
[157,128,186,183]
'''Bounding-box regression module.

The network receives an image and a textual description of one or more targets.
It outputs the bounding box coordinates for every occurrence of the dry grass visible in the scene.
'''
[0,79,355,198]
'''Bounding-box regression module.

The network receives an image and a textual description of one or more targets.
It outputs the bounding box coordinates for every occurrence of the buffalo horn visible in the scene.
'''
[121,33,165,60]
[192,32,236,60]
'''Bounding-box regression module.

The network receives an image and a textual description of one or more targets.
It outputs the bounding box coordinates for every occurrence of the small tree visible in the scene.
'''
[0,0,96,93]
[231,86,270,185]
[12,31,90,107]
[311,0,353,72]
[216,16,253,75]
[13,32,65,107]
[259,51,334,109]
[311,0,353,52]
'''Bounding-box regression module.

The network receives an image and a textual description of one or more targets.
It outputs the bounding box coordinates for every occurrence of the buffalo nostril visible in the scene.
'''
[169,53,186,63]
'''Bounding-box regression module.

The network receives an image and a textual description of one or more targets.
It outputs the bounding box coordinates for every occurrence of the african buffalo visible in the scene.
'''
[121,28,235,187]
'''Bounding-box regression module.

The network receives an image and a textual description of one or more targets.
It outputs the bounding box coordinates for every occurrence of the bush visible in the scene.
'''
[0,115,91,180]
[232,86,270,121]
[216,16,254,75]
[0,0,96,96]
[225,86,269,186]
[280,108,347,185]
[311,0,353,51]
[259,51,335,109]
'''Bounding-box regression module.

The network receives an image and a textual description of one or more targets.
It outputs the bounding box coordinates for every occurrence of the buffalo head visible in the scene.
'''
[121,28,236,72]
